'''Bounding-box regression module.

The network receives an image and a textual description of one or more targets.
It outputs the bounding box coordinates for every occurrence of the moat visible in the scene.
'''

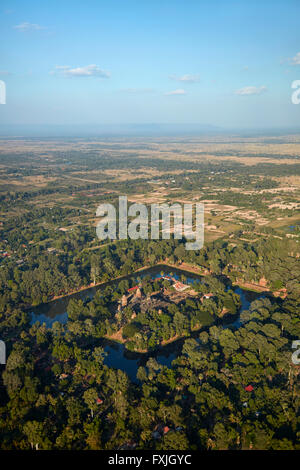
[30,265,265,381]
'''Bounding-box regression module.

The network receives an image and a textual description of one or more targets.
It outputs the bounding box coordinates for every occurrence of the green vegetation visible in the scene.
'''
[0,284,299,450]
[0,136,299,450]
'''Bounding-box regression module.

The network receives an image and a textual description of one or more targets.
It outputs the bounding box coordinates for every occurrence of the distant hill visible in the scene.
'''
[0,123,222,138]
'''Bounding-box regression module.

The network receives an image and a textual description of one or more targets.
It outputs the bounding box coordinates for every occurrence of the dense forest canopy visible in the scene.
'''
[0,139,299,450]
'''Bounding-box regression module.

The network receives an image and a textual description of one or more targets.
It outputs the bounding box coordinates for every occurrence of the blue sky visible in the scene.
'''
[1,0,300,130]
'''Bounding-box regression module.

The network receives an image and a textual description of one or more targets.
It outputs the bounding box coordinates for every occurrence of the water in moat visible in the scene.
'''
[30,265,265,381]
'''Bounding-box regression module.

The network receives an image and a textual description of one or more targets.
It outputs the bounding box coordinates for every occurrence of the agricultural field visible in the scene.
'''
[0,134,299,451]
[0,134,299,247]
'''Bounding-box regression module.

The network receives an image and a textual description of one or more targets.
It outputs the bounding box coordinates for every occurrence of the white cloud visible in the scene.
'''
[169,74,200,83]
[14,22,44,32]
[235,86,267,96]
[51,64,110,78]
[164,89,187,96]
[290,52,300,65]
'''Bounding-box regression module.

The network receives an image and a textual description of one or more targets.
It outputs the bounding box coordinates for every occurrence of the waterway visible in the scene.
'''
[30,265,265,382]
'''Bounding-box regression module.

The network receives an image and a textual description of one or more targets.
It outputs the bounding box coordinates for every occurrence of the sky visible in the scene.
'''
[1,0,300,132]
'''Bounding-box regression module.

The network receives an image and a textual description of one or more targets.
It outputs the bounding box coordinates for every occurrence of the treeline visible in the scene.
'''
[0,235,299,313]
[0,288,299,449]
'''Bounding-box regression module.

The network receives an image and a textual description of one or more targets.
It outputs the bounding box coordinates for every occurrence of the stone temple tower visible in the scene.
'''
[135,287,142,298]
[121,294,128,307]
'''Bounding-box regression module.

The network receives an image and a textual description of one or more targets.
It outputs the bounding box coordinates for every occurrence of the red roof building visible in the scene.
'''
[96,398,103,405]
[245,385,254,392]
[203,293,214,299]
